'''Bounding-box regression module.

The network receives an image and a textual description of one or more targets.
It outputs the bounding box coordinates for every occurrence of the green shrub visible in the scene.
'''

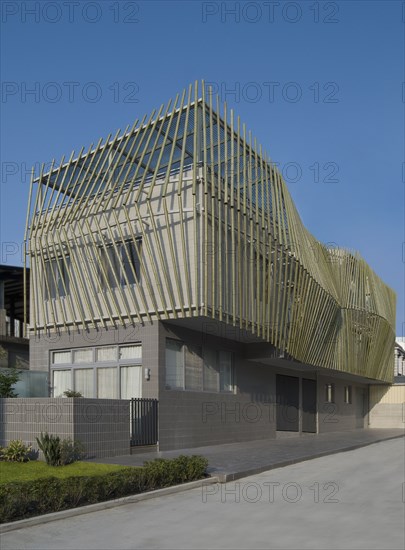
[35,433,85,466]
[59,439,85,465]
[1,440,32,462]
[36,433,61,466]
[143,455,208,487]
[0,455,208,523]
[63,389,82,397]
[0,368,21,398]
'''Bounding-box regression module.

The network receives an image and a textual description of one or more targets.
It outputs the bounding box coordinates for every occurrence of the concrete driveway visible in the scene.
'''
[2,438,404,550]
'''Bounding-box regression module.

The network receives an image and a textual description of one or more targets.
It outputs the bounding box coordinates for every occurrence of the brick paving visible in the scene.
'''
[87,428,404,481]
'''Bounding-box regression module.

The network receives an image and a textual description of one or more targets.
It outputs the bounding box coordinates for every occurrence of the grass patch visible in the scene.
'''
[0,461,132,484]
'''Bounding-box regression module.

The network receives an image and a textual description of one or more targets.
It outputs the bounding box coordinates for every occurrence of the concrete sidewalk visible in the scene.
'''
[88,428,404,481]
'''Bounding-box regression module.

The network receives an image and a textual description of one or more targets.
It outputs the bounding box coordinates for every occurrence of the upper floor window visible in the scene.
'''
[99,239,141,289]
[44,256,70,300]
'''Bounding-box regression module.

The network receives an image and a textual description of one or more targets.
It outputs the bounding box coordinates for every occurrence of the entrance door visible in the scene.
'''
[302,378,317,433]
[276,374,299,431]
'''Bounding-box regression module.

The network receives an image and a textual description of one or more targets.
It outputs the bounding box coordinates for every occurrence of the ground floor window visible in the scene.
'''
[344,385,352,404]
[51,344,142,399]
[165,338,234,393]
[165,339,184,389]
[325,383,335,403]
[74,368,93,397]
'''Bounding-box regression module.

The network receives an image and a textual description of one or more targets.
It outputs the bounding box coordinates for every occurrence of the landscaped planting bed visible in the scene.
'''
[0,455,208,523]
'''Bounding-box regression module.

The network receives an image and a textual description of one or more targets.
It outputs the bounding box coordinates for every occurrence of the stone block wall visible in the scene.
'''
[0,398,130,459]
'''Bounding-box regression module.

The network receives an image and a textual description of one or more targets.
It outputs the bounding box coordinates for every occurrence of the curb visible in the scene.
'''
[0,477,219,534]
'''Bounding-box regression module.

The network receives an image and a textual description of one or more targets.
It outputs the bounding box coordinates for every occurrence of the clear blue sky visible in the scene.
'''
[1,0,404,334]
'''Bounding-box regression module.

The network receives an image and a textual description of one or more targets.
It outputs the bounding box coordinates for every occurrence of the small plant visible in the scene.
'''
[60,438,85,465]
[63,389,83,397]
[0,368,21,398]
[36,432,61,466]
[1,440,32,462]
[35,432,85,466]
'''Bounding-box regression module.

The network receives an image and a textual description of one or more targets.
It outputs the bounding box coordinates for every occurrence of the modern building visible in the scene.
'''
[25,83,396,450]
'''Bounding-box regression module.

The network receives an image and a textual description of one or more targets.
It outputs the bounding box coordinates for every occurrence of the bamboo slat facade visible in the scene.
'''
[25,82,396,382]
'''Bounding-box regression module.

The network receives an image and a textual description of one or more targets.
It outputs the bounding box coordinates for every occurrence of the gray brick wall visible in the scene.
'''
[158,322,276,450]
[157,322,372,449]
[27,320,375,453]
[317,375,368,432]
[0,398,130,458]
[29,322,160,400]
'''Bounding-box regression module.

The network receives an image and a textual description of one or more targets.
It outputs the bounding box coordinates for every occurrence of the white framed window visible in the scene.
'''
[97,367,118,399]
[119,344,142,360]
[50,344,142,398]
[52,350,71,364]
[96,346,117,362]
[73,348,93,364]
[120,366,142,399]
[74,368,93,398]
[52,369,72,397]
[344,385,352,404]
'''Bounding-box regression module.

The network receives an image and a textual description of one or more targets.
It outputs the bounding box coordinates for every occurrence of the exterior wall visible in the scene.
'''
[369,384,405,429]
[30,167,202,330]
[317,375,368,432]
[0,398,130,458]
[158,322,372,450]
[29,322,160,400]
[27,319,382,452]
[158,322,276,450]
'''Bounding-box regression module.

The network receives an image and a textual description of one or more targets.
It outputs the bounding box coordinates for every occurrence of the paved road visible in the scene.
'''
[2,438,404,550]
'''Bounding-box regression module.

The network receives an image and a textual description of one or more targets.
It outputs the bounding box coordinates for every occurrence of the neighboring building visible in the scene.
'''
[394,338,405,378]
[0,265,48,396]
[25,83,396,450]
[0,265,29,370]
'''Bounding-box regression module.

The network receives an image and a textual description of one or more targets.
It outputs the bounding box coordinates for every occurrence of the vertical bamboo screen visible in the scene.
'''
[25,81,396,382]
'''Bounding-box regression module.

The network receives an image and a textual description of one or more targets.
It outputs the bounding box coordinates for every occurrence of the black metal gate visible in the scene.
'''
[130,398,158,446]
